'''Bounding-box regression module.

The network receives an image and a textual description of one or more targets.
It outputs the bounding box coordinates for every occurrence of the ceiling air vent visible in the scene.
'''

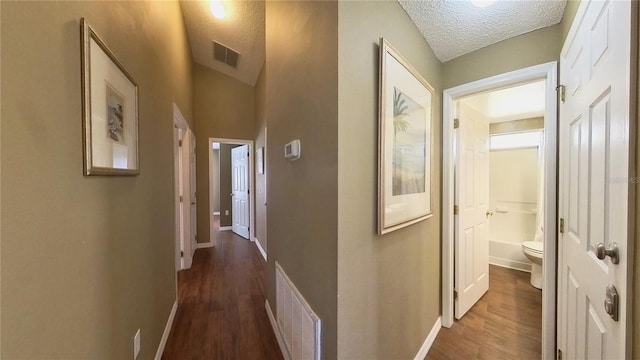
[213,41,240,68]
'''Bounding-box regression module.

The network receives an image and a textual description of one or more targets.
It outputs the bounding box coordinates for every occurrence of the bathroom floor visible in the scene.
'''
[427,265,542,360]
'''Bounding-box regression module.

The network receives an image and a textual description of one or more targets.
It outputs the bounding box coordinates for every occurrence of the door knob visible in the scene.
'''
[486,210,494,217]
[595,242,620,264]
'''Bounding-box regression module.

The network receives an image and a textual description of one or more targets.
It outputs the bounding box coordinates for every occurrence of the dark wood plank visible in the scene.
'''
[426,265,542,360]
[162,217,283,360]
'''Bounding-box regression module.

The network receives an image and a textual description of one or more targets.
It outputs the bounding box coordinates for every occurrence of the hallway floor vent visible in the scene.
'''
[212,41,239,68]
[275,261,321,360]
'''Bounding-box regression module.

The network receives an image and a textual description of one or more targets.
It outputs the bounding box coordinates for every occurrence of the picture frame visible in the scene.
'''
[378,38,434,235]
[81,18,139,176]
[256,146,264,175]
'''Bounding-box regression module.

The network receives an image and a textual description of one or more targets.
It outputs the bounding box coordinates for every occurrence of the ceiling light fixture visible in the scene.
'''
[470,0,496,8]
[210,1,226,19]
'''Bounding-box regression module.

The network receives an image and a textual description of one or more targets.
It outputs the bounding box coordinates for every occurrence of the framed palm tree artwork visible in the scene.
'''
[378,38,434,235]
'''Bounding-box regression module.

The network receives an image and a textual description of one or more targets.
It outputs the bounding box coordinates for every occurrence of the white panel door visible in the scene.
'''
[558,1,631,359]
[189,133,197,256]
[232,145,250,239]
[454,102,490,319]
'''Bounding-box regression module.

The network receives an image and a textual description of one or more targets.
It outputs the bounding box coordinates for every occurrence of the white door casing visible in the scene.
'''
[454,102,490,319]
[558,1,632,359]
[232,144,250,239]
[173,104,194,271]
[442,62,558,359]
[189,134,197,257]
[180,129,195,269]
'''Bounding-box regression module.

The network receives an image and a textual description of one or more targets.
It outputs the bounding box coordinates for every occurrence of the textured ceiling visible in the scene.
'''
[462,80,546,123]
[180,0,265,86]
[398,0,567,62]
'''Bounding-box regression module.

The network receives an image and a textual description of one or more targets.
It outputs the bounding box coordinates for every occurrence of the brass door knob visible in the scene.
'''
[486,210,494,217]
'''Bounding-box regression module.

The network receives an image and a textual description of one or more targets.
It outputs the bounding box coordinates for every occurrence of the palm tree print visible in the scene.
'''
[393,88,409,136]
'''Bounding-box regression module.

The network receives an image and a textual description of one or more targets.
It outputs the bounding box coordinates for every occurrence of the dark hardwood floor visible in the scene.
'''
[427,265,542,360]
[162,217,283,360]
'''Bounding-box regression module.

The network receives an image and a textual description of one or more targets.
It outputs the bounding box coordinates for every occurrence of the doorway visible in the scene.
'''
[208,138,255,244]
[174,104,197,271]
[442,62,558,359]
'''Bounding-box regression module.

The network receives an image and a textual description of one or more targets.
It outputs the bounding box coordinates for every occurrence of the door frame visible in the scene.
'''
[208,137,255,244]
[173,104,193,271]
[442,62,558,360]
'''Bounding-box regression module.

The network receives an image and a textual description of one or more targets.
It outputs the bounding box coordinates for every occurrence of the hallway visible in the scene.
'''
[162,219,282,359]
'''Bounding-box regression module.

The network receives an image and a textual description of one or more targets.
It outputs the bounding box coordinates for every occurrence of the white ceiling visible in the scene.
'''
[461,80,546,123]
[398,0,567,62]
[180,0,265,86]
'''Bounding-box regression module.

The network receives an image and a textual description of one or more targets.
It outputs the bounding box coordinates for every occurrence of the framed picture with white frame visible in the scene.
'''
[377,38,434,235]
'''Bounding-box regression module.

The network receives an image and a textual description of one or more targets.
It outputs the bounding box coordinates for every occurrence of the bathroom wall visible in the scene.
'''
[489,147,539,271]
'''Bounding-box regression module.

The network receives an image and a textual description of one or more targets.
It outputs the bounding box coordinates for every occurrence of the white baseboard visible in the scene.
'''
[213,212,220,216]
[414,316,441,360]
[489,257,531,272]
[219,226,232,231]
[254,237,267,261]
[266,300,291,360]
[154,300,178,360]
[196,242,213,249]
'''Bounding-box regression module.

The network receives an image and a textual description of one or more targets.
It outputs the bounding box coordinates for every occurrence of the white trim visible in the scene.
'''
[266,300,291,360]
[173,103,189,290]
[209,138,216,244]
[414,316,441,360]
[209,137,255,243]
[442,62,558,360]
[254,237,267,261]
[219,226,232,231]
[489,257,532,273]
[213,211,220,216]
[196,242,213,249]
[154,300,178,360]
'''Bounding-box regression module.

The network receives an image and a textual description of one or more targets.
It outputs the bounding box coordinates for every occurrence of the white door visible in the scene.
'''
[454,102,490,319]
[180,129,195,269]
[231,145,250,239]
[189,134,197,256]
[558,1,631,359]
[175,127,185,271]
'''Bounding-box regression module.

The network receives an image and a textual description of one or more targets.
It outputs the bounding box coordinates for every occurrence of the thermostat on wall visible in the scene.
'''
[284,140,301,161]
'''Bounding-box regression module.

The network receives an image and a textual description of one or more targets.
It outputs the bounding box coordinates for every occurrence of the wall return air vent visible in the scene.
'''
[212,41,239,68]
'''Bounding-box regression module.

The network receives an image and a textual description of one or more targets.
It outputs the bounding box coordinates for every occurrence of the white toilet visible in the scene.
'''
[522,241,543,289]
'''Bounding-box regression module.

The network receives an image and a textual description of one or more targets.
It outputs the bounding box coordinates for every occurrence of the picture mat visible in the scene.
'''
[89,38,138,170]
[382,50,432,229]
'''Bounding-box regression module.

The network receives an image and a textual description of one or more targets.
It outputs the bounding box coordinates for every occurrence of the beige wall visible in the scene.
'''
[1,1,193,358]
[443,25,562,89]
[218,144,235,227]
[193,64,255,243]
[255,66,267,251]
[337,1,442,357]
[265,1,339,358]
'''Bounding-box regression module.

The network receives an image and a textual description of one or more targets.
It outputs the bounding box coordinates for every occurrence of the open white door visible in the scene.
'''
[557,1,632,359]
[231,144,250,239]
[179,129,195,269]
[454,101,490,319]
[189,134,197,256]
